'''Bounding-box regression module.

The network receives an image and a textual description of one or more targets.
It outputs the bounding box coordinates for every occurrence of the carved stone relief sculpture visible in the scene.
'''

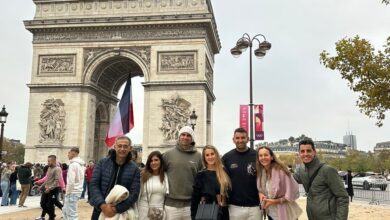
[39,98,66,144]
[160,95,192,141]
[39,55,76,76]
[158,51,197,73]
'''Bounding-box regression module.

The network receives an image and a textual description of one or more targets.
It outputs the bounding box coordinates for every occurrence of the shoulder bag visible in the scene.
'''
[146,179,165,220]
[195,197,220,220]
[16,179,22,191]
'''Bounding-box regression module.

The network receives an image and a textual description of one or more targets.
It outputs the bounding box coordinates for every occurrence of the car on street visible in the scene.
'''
[352,172,388,191]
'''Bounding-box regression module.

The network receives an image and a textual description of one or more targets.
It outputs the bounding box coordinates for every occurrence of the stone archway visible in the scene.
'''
[23,0,220,163]
[85,49,148,161]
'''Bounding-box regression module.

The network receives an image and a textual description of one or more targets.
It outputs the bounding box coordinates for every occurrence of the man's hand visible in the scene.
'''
[100,204,117,218]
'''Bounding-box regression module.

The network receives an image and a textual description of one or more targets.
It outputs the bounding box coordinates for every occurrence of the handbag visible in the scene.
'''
[195,197,220,220]
[147,207,164,220]
[285,201,303,219]
[16,179,22,191]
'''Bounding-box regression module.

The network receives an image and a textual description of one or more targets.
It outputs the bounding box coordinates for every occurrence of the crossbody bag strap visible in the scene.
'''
[307,163,324,193]
[145,180,151,206]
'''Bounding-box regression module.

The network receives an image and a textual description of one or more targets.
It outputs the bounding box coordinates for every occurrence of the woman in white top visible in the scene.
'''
[138,151,169,220]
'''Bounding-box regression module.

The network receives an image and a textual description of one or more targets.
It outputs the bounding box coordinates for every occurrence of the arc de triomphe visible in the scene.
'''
[24,0,220,163]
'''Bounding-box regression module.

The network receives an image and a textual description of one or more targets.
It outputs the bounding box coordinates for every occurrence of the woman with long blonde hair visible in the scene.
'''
[191,145,231,220]
[256,146,302,220]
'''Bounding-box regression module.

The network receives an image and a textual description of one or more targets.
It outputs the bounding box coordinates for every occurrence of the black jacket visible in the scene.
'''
[17,166,32,185]
[89,151,140,218]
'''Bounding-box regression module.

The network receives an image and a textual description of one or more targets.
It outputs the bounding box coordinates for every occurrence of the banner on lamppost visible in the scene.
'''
[254,104,264,140]
[239,105,249,132]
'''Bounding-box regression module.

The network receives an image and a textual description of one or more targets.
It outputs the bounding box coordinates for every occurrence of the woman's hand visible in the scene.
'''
[262,198,279,209]
[259,193,267,202]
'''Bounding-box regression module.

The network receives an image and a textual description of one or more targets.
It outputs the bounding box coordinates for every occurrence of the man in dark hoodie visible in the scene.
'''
[163,126,203,220]
[293,139,349,220]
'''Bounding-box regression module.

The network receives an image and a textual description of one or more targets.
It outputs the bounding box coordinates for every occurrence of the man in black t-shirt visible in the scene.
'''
[222,128,261,220]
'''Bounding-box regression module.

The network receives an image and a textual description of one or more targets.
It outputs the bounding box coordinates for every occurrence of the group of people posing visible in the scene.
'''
[88,126,350,220]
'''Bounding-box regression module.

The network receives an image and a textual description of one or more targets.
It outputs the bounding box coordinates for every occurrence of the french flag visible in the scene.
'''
[105,76,134,147]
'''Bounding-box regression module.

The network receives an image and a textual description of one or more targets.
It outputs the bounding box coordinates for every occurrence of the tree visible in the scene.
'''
[320,36,390,126]
[288,136,295,146]
[320,1,390,127]
[2,139,25,164]
[278,154,298,167]
[296,134,309,142]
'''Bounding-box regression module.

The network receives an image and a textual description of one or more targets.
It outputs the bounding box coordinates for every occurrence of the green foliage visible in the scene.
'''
[383,0,389,5]
[323,150,390,173]
[278,154,297,167]
[1,139,25,164]
[320,36,390,126]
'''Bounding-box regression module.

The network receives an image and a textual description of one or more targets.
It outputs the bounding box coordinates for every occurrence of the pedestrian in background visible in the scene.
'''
[9,165,19,206]
[345,170,354,202]
[85,160,95,202]
[1,162,13,206]
[18,162,33,207]
[62,147,85,220]
[41,155,62,220]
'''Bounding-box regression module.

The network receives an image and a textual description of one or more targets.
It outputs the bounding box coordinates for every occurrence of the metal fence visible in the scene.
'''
[298,183,390,205]
[353,183,390,205]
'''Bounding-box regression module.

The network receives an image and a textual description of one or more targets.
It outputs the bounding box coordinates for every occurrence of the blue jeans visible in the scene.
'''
[62,193,80,220]
[1,180,10,206]
[9,183,19,205]
[80,180,87,198]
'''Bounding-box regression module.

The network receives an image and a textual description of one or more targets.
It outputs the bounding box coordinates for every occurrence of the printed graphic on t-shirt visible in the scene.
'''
[247,162,256,176]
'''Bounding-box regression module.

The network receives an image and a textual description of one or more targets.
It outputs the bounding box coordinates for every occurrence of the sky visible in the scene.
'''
[0,0,389,154]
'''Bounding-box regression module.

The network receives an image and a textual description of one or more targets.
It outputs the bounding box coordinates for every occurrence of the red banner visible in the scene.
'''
[239,105,249,132]
[254,104,264,140]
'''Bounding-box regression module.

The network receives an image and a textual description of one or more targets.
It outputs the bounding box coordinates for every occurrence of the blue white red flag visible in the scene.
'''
[105,77,134,147]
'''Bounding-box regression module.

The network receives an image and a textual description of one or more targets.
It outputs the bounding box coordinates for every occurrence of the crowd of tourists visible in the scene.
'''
[0,126,350,220]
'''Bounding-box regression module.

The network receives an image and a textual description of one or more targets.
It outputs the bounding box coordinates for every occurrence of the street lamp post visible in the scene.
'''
[0,105,9,162]
[231,33,271,149]
[189,109,198,131]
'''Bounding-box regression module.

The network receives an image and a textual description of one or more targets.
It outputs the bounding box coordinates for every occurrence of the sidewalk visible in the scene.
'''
[0,196,93,220]
[0,196,41,215]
